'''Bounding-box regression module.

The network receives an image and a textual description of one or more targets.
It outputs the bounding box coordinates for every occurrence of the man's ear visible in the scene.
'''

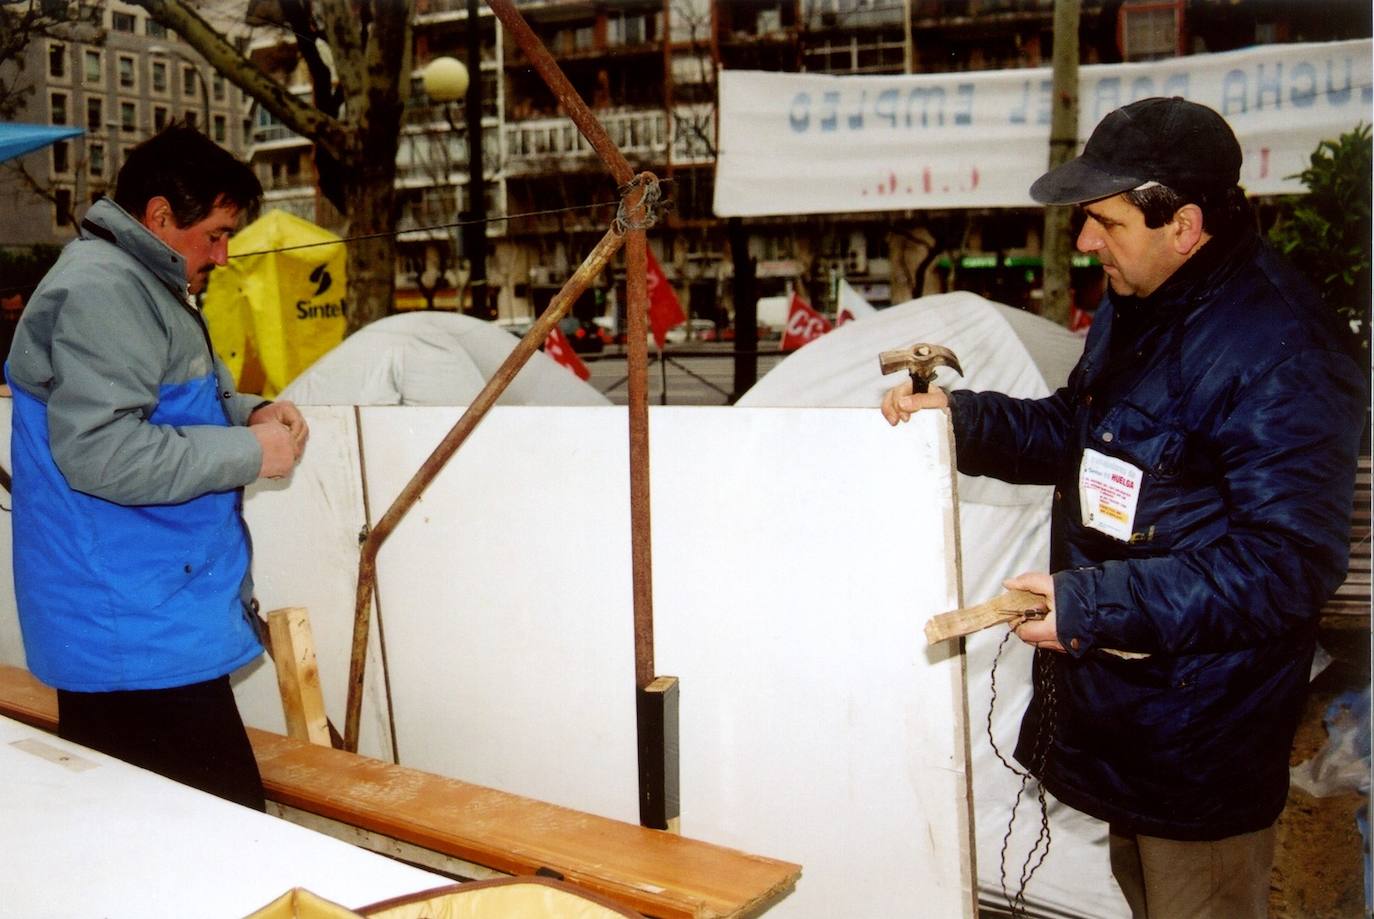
[1171,203,1207,255]
[141,196,173,232]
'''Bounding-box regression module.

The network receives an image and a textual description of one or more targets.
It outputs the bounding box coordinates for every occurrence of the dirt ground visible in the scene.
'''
[1271,619,1369,919]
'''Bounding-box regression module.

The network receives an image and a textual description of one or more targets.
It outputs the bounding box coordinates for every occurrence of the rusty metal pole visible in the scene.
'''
[490,0,660,684]
[469,1,674,830]
[344,227,626,752]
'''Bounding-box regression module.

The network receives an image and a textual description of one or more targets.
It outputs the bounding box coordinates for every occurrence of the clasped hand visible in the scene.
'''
[249,400,309,479]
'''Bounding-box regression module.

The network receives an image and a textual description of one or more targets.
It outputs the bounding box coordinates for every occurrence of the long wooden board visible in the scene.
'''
[0,665,797,919]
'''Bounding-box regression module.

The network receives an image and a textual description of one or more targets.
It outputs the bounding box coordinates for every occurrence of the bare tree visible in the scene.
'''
[131,0,412,335]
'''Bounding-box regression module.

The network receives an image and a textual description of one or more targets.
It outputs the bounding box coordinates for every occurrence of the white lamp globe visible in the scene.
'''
[423,56,470,102]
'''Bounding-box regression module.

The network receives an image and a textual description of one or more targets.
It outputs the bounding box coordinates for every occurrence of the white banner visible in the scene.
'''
[713,39,1372,217]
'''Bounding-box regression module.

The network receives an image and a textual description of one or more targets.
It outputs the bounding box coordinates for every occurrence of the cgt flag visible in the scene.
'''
[645,247,686,348]
[544,324,591,380]
[780,292,832,351]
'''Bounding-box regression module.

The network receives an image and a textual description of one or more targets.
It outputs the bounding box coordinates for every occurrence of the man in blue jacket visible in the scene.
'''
[7,124,308,810]
[882,98,1365,917]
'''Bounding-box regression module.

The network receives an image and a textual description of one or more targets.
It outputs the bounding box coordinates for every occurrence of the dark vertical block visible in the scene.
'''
[636,675,680,831]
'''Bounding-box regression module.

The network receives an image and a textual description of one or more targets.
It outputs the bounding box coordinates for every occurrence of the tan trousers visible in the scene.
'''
[1108,824,1276,919]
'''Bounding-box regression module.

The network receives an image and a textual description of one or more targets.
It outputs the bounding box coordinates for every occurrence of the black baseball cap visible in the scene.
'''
[1030,97,1242,205]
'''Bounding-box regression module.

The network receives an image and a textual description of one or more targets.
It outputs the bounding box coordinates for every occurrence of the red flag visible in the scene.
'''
[644,247,686,348]
[780,292,832,351]
[543,325,590,380]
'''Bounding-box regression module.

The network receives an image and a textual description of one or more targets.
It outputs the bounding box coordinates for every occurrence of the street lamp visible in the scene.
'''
[148,44,210,133]
[423,13,487,317]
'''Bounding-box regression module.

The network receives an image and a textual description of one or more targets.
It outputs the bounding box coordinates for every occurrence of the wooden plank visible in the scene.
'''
[266,606,332,747]
[0,665,798,919]
[924,588,1045,644]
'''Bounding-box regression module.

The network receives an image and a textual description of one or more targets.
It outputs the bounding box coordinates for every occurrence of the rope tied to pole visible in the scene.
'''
[613,174,671,235]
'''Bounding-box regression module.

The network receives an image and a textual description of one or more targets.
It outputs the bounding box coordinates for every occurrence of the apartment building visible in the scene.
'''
[0,0,252,248]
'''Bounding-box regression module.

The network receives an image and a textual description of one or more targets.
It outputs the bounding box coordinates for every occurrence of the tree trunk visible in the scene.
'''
[343,168,400,334]
[1041,0,1080,327]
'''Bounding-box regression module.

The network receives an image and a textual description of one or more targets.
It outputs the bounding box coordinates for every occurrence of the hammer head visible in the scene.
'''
[879,342,963,392]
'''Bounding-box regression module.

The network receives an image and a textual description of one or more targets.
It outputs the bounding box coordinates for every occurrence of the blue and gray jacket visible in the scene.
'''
[7,197,265,691]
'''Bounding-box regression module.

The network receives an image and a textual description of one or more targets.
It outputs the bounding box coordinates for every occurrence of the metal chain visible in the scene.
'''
[988,629,1057,919]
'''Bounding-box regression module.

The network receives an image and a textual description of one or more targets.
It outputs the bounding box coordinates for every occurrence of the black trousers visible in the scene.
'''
[57,675,266,811]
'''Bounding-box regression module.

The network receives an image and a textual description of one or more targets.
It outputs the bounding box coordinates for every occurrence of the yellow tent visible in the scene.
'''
[204,210,347,397]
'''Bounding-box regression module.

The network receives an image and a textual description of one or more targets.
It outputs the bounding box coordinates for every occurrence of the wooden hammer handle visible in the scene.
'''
[924,588,1047,645]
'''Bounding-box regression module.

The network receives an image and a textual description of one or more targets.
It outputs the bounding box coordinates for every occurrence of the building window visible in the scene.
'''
[52,141,69,174]
[54,187,73,228]
[111,10,136,33]
[182,65,198,99]
[212,72,226,102]
[153,105,169,131]
[86,97,102,132]
[120,101,137,133]
[50,91,68,125]
[1119,2,1181,62]
[212,114,227,143]
[83,49,101,84]
[118,54,136,90]
[89,142,105,177]
[185,111,199,130]
[151,60,168,93]
[146,19,167,39]
[48,42,66,79]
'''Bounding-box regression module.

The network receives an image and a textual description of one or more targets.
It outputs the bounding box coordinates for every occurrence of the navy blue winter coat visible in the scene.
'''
[948,225,1365,840]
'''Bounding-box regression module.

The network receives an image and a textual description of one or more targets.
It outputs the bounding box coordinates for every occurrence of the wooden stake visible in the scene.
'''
[924,589,1047,645]
[267,607,332,747]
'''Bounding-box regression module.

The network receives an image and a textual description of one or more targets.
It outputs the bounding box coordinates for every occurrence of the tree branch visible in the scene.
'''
[130,0,352,163]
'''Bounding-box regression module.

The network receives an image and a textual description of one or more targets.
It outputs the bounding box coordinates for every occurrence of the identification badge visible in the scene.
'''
[1078,448,1142,541]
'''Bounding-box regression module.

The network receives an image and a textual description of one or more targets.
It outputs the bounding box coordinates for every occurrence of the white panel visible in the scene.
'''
[0,714,445,918]
[358,405,641,820]
[354,404,969,917]
[651,407,968,918]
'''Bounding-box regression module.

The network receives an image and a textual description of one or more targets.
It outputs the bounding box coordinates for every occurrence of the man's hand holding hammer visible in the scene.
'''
[880,377,948,425]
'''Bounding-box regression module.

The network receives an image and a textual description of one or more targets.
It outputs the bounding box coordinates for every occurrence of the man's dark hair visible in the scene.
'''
[1124,183,1255,237]
[113,121,262,227]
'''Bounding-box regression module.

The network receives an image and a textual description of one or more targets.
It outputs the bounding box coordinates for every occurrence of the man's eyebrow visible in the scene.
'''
[1081,205,1116,226]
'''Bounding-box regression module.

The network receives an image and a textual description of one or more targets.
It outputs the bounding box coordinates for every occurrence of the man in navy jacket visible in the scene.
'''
[882,98,1365,917]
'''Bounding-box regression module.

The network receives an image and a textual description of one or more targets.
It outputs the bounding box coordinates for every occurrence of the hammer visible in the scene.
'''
[879,342,963,394]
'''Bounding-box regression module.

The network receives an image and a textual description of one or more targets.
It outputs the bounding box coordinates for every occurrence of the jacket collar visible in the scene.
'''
[1080,225,1259,399]
[80,197,191,300]
[1109,224,1258,330]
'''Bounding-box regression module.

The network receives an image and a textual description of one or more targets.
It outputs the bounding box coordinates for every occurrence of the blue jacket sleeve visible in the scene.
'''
[947,385,1076,486]
[1053,347,1365,657]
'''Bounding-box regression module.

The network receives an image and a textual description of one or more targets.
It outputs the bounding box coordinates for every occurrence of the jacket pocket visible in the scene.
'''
[1086,402,1191,546]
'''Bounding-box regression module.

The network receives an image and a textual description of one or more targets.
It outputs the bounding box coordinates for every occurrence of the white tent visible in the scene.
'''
[280,312,611,407]
[739,291,1127,919]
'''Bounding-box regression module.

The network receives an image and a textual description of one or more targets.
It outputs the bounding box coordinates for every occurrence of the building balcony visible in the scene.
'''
[503,109,667,174]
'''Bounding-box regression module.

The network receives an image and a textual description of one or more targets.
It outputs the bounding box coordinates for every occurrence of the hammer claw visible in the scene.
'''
[879,342,963,392]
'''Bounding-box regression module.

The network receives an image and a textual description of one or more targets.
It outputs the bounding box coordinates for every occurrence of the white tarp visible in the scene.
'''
[715,39,1373,216]
[739,292,1129,918]
[279,312,611,407]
